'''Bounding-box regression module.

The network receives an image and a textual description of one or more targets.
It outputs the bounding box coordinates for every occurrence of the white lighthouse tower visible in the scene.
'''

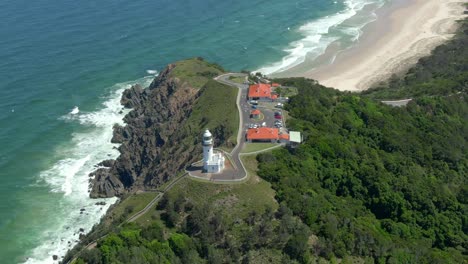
[202,129,225,173]
[203,129,214,167]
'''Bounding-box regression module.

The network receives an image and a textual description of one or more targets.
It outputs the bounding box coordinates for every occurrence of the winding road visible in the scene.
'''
[209,73,251,181]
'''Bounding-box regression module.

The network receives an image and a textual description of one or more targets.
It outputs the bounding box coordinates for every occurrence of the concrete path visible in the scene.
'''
[126,173,187,223]
[381,99,412,107]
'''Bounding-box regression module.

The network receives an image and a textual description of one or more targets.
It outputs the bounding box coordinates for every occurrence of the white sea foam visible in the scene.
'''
[146,69,158,75]
[25,76,154,264]
[255,0,385,75]
[70,106,79,115]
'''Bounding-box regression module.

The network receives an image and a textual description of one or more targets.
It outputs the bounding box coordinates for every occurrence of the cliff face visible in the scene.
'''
[89,58,236,198]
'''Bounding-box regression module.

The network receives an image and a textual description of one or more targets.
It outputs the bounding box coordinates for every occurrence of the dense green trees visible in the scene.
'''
[258,22,468,262]
[76,197,312,263]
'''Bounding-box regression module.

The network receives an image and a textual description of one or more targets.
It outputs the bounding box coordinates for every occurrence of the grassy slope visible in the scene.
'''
[136,154,278,227]
[169,57,224,89]
[187,79,239,148]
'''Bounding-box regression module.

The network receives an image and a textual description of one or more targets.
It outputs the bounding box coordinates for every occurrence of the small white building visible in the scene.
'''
[202,129,225,173]
[288,131,302,147]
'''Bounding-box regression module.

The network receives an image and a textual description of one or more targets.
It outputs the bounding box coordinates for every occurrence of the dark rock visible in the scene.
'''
[53,255,58,261]
[120,84,144,108]
[98,159,115,168]
[95,201,107,206]
[79,233,85,240]
[80,208,85,211]
[89,168,124,198]
[79,228,84,232]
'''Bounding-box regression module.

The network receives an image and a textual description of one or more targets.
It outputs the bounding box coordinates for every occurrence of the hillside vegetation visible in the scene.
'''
[258,19,468,263]
[71,156,313,263]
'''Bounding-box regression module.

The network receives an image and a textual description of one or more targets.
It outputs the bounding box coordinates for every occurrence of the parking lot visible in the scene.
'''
[244,100,287,133]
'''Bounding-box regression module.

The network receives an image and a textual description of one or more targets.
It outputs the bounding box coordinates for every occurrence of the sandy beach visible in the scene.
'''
[296,0,466,91]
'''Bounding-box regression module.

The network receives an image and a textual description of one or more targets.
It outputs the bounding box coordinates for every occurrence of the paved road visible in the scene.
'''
[211,73,250,181]
[210,73,286,182]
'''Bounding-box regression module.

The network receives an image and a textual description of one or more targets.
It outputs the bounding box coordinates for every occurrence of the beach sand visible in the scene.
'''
[291,0,466,91]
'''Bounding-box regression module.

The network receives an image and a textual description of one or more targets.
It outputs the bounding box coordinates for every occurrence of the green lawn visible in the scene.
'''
[241,143,279,153]
[228,75,246,84]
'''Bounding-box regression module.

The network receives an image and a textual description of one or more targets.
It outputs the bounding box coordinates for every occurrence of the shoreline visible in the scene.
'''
[275,0,465,91]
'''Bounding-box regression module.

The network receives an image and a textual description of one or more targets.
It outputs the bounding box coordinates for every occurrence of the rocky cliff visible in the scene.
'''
[89,58,238,198]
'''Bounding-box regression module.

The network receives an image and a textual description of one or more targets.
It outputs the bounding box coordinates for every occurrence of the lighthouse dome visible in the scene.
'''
[203,129,213,146]
[203,129,212,138]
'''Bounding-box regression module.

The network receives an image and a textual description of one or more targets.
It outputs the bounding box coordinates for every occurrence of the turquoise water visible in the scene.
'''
[0,0,385,262]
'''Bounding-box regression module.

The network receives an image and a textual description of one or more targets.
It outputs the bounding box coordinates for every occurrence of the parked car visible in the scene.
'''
[250,100,258,105]
[275,114,282,119]
[261,122,266,127]
[251,105,257,109]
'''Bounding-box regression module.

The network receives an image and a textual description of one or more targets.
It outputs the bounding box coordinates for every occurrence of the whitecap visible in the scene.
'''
[146,69,158,75]
[25,76,154,263]
[255,0,386,75]
[70,106,79,115]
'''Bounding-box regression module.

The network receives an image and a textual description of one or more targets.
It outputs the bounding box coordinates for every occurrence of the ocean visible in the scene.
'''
[0,0,386,262]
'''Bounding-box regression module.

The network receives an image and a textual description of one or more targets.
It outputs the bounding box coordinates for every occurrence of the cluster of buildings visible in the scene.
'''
[247,83,280,101]
[198,80,302,175]
[245,82,301,146]
[246,127,301,146]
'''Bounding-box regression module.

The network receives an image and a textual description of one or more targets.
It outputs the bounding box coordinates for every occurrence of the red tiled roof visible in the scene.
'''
[271,94,278,100]
[279,133,289,140]
[248,83,271,98]
[272,83,280,87]
[251,109,261,115]
[246,127,279,140]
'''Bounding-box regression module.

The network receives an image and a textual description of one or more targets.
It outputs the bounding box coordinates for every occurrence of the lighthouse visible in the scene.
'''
[203,129,214,167]
[202,129,225,173]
